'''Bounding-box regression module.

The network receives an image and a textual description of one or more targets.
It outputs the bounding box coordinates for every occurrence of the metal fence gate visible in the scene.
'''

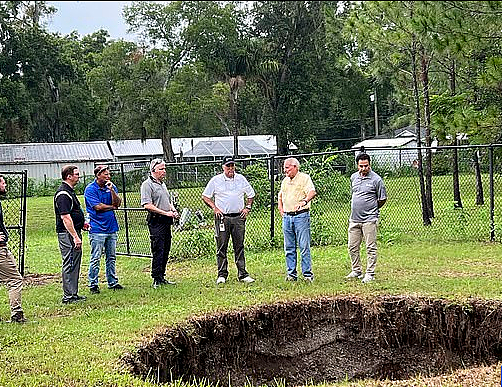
[0,171,28,275]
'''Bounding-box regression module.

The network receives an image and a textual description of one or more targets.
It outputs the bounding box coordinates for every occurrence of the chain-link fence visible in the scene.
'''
[106,144,502,261]
[0,171,27,275]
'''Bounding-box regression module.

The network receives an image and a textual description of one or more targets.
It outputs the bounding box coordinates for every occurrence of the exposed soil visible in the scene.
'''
[123,295,502,386]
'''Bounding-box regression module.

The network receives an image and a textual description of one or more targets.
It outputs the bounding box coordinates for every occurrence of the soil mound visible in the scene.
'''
[123,295,502,385]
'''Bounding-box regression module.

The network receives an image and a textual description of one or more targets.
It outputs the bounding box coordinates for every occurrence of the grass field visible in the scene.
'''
[1,175,502,386]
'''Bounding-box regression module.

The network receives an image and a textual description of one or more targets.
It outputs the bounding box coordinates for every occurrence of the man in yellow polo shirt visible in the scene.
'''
[278,157,316,282]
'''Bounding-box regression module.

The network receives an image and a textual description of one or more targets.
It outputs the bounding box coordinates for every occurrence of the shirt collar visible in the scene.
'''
[62,181,74,191]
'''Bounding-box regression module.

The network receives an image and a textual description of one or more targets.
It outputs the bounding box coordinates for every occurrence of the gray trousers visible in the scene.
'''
[0,246,23,317]
[215,215,248,280]
[348,220,378,276]
[58,231,82,301]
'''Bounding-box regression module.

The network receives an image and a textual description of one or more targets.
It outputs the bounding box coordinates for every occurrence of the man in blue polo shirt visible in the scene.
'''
[84,165,123,294]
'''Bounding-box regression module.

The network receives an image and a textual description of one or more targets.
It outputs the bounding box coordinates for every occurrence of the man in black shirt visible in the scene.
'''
[54,165,87,304]
[0,175,26,322]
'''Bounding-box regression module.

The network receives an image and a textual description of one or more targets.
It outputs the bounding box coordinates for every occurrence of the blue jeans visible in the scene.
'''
[88,232,118,287]
[282,212,313,279]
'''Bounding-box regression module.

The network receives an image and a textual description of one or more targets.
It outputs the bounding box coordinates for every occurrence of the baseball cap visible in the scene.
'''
[222,156,235,166]
[94,165,109,176]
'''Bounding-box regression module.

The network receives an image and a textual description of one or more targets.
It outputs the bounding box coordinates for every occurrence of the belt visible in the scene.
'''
[223,213,241,217]
[285,209,309,216]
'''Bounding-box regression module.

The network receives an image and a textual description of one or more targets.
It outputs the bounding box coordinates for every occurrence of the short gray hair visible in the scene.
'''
[284,157,300,168]
[150,158,165,172]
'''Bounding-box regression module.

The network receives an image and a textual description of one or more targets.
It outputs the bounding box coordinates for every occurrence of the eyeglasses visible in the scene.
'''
[73,173,80,176]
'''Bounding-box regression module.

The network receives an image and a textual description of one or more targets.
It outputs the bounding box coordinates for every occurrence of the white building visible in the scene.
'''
[0,141,113,181]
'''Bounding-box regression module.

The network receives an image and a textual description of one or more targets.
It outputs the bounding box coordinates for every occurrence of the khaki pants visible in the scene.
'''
[0,246,23,317]
[348,220,378,276]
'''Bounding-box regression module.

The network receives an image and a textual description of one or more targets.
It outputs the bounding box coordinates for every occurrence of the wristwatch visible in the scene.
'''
[245,205,252,210]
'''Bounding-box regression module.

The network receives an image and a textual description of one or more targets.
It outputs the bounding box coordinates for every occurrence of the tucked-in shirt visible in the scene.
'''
[350,170,387,222]
[0,200,8,245]
[84,180,119,234]
[54,181,85,233]
[140,176,171,212]
[279,172,315,213]
[202,173,255,214]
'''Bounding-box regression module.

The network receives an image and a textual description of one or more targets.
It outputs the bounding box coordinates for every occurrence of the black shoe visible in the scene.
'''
[160,278,176,285]
[63,295,87,304]
[10,311,27,323]
[108,283,124,290]
[90,285,100,294]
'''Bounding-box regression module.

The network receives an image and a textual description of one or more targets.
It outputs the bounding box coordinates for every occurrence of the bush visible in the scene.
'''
[171,227,215,261]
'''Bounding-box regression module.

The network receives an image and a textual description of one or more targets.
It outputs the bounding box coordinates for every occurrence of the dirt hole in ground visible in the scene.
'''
[123,295,502,385]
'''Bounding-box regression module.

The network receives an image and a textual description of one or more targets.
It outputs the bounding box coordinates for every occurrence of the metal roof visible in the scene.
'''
[183,138,275,158]
[352,137,416,149]
[0,141,113,163]
[108,139,163,157]
[108,135,291,158]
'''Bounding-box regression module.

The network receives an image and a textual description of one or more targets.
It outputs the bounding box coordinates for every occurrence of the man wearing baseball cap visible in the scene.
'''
[84,165,123,294]
[202,156,256,285]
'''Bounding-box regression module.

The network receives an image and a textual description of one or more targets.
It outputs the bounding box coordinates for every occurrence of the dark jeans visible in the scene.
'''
[215,215,248,280]
[148,216,172,280]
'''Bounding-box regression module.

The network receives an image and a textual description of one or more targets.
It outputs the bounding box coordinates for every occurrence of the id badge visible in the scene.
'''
[219,222,225,232]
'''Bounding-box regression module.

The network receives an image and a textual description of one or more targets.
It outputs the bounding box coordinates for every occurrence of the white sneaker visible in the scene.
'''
[346,271,363,279]
[361,274,375,283]
[240,276,255,283]
[216,277,226,285]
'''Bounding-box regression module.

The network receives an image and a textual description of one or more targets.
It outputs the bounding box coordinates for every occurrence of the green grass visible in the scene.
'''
[1,185,502,386]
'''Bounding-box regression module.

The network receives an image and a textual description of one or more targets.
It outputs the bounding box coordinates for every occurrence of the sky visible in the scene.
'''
[45,1,137,41]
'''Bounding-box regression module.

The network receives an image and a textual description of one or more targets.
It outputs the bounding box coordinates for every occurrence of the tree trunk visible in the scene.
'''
[452,139,463,208]
[420,46,434,219]
[449,59,463,209]
[161,122,175,162]
[412,40,431,226]
[474,150,484,205]
[229,76,244,158]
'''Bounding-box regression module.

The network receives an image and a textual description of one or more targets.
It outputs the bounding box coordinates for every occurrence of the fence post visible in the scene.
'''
[20,170,27,276]
[489,146,495,241]
[269,156,275,243]
[120,163,131,255]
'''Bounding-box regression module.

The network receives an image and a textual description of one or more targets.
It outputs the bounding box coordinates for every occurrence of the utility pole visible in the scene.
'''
[370,88,379,137]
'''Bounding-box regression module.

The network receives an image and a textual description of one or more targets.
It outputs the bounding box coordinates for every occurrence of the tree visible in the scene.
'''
[250,1,332,155]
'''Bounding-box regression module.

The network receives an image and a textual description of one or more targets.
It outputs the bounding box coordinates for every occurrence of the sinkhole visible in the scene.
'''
[123,295,502,385]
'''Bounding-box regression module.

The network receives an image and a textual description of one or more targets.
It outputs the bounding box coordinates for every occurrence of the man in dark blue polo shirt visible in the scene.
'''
[84,165,123,294]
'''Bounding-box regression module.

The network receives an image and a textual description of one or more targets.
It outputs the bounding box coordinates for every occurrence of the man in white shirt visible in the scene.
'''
[202,156,256,285]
